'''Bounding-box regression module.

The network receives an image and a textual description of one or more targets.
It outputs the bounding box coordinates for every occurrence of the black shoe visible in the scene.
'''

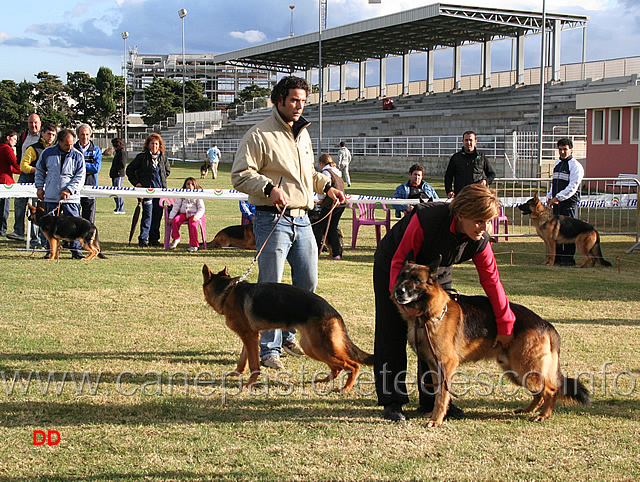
[383,403,406,422]
[138,240,149,248]
[417,401,466,419]
[71,252,85,260]
[149,240,162,247]
[42,253,52,260]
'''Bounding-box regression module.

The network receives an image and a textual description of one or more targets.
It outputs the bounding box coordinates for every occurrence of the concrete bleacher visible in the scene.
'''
[200,75,634,147]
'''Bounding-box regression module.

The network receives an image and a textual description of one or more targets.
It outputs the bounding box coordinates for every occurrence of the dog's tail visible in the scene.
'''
[559,376,591,406]
[591,232,612,267]
[344,337,374,366]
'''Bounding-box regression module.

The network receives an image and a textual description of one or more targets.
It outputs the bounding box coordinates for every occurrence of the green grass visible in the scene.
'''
[0,162,639,480]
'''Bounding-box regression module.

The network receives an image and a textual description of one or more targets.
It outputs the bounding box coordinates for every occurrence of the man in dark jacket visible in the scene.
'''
[75,124,102,223]
[444,131,496,198]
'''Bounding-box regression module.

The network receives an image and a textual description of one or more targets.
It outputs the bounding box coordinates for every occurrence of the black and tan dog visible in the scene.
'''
[518,193,611,267]
[200,163,208,179]
[202,264,373,391]
[27,202,105,261]
[393,260,589,426]
[208,225,256,250]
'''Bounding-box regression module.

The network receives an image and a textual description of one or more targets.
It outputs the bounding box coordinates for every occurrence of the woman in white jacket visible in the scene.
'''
[168,177,206,252]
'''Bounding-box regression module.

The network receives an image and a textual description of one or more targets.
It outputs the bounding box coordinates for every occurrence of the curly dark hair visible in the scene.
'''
[270,76,310,106]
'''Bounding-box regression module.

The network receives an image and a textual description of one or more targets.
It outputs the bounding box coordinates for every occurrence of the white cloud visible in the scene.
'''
[230,30,267,43]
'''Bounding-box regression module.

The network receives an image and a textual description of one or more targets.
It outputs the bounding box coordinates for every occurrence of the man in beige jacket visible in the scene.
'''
[232,76,346,370]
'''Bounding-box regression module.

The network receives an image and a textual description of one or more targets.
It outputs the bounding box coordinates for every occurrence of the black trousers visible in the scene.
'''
[373,260,446,408]
[313,205,345,257]
[80,197,96,224]
[553,199,578,265]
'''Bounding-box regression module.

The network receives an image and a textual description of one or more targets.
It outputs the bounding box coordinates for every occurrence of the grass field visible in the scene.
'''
[1,162,639,480]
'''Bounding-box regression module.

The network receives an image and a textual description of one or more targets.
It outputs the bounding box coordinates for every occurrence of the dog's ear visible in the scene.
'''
[403,250,416,266]
[202,264,212,281]
[223,266,229,276]
[427,255,441,276]
[534,192,539,201]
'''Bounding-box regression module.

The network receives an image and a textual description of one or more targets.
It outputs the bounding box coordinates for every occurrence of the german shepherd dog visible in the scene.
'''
[27,202,105,261]
[209,225,256,250]
[202,265,373,391]
[518,193,611,267]
[200,163,208,179]
[392,260,589,426]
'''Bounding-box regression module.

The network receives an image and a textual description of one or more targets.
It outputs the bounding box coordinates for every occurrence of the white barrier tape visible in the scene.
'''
[0,183,421,205]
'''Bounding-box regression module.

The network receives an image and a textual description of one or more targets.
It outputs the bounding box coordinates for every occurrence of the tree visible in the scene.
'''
[33,71,69,127]
[184,80,211,112]
[0,80,34,132]
[95,67,117,135]
[142,77,181,126]
[66,71,96,126]
[238,84,270,102]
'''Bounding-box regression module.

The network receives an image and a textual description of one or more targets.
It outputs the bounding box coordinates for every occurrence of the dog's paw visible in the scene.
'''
[225,370,244,377]
[530,414,549,422]
[424,419,444,428]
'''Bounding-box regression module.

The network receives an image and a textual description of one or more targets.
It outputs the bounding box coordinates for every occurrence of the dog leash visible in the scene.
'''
[318,199,339,258]
[415,303,456,397]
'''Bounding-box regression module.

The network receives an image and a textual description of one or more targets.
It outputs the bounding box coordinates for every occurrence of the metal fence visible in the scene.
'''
[491,177,639,252]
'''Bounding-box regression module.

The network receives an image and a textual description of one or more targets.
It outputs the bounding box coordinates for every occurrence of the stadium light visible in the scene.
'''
[121,32,129,153]
[179,9,187,162]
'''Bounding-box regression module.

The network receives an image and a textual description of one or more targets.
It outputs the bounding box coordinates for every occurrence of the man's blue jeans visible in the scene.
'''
[253,211,318,360]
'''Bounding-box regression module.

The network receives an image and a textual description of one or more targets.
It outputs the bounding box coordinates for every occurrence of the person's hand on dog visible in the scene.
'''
[37,188,44,201]
[493,334,513,349]
[547,197,559,207]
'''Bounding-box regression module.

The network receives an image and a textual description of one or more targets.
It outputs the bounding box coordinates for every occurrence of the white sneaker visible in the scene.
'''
[187,246,198,252]
[169,238,180,250]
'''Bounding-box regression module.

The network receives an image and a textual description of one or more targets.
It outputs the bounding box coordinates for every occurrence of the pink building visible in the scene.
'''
[576,85,640,178]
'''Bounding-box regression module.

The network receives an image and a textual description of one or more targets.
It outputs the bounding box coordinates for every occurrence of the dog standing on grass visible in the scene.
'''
[27,202,105,261]
[202,264,373,392]
[518,193,611,267]
[393,259,590,426]
[200,163,208,179]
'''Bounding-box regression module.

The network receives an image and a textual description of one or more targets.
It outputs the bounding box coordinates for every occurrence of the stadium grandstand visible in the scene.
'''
[126,2,640,178]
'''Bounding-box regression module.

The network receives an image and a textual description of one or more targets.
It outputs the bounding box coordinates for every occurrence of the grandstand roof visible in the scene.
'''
[215,2,588,72]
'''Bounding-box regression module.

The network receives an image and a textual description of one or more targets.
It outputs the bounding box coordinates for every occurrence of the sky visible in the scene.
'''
[2,0,640,84]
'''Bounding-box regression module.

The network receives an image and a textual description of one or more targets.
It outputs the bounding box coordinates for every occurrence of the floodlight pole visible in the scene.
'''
[121,31,129,154]
[179,8,187,163]
[537,0,547,175]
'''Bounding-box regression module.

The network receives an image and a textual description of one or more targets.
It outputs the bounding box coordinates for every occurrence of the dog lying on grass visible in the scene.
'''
[202,264,373,391]
[208,224,256,250]
[392,259,590,426]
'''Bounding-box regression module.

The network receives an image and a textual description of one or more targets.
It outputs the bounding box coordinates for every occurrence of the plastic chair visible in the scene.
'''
[492,204,509,242]
[159,198,207,250]
[349,202,391,248]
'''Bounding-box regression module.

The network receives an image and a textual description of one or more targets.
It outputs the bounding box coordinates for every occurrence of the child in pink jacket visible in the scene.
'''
[168,177,206,252]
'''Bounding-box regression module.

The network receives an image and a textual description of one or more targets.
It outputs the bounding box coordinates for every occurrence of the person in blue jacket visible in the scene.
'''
[35,128,86,259]
[75,124,102,223]
[393,163,439,218]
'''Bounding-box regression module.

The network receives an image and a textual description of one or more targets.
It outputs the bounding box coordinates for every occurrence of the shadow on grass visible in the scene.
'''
[0,395,380,428]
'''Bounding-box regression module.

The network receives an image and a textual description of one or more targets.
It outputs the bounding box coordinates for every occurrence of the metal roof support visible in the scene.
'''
[551,19,561,82]
[515,30,525,84]
[453,42,462,91]
[358,61,366,100]
[379,57,387,98]
[402,53,410,96]
[482,39,492,88]
[426,49,434,94]
[322,66,329,102]
[339,63,346,101]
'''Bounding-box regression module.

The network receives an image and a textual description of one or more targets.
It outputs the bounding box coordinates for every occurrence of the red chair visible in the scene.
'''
[159,198,207,250]
[349,202,391,248]
[492,204,509,242]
